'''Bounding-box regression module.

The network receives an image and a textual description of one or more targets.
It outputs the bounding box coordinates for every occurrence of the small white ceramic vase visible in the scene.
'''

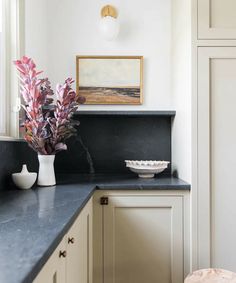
[37,155,56,186]
[12,164,37,189]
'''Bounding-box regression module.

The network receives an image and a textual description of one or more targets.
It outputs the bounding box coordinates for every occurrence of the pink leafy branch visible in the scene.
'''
[14,56,85,155]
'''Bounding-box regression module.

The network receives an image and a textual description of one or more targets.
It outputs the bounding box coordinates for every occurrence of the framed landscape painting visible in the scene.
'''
[76,56,143,105]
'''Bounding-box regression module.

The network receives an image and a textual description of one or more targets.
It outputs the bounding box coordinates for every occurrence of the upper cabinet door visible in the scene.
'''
[198,0,236,39]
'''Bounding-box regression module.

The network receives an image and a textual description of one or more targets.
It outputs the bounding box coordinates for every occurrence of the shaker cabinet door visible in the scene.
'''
[198,47,236,270]
[66,213,84,283]
[103,195,184,283]
[198,0,236,39]
[66,197,93,283]
[34,197,93,283]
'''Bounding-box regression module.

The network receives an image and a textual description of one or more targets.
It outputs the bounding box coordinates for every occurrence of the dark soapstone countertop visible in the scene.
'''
[0,174,190,283]
[56,173,189,190]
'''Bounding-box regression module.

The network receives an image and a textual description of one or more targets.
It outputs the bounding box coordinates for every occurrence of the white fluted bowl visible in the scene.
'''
[125,160,170,178]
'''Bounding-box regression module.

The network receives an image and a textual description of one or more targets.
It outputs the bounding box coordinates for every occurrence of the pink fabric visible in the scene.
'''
[185,269,236,283]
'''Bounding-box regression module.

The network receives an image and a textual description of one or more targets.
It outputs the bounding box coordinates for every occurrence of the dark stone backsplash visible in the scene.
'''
[0,112,174,190]
[0,141,38,190]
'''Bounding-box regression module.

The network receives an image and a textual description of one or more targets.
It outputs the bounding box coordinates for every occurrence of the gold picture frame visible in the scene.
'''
[76,56,143,105]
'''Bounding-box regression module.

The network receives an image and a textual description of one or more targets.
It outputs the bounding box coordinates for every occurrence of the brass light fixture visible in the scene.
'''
[99,5,120,41]
[101,5,118,18]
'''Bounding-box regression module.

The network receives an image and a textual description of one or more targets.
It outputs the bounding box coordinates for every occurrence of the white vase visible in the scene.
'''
[12,164,37,189]
[37,155,56,186]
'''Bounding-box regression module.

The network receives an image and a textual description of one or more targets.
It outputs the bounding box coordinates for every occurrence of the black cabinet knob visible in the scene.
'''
[59,250,67,258]
[68,237,75,244]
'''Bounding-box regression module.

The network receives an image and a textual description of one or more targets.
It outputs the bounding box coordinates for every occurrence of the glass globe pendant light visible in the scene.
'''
[99,5,120,41]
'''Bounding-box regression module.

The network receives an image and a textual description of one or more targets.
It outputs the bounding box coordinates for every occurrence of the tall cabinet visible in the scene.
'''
[195,0,236,271]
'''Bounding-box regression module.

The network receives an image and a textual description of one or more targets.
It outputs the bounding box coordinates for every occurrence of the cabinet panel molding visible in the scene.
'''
[198,0,236,39]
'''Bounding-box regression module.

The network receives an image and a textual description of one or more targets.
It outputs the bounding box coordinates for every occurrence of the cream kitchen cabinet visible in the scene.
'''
[198,0,236,39]
[197,47,236,270]
[33,236,67,283]
[34,197,93,283]
[66,197,93,283]
[93,191,190,283]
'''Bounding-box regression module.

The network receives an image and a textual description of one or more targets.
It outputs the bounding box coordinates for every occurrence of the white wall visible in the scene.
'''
[25,0,48,74]
[24,0,191,182]
[171,0,192,182]
[0,0,2,32]
[25,0,172,110]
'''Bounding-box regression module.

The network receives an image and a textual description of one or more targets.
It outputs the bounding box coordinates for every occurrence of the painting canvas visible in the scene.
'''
[76,56,143,105]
